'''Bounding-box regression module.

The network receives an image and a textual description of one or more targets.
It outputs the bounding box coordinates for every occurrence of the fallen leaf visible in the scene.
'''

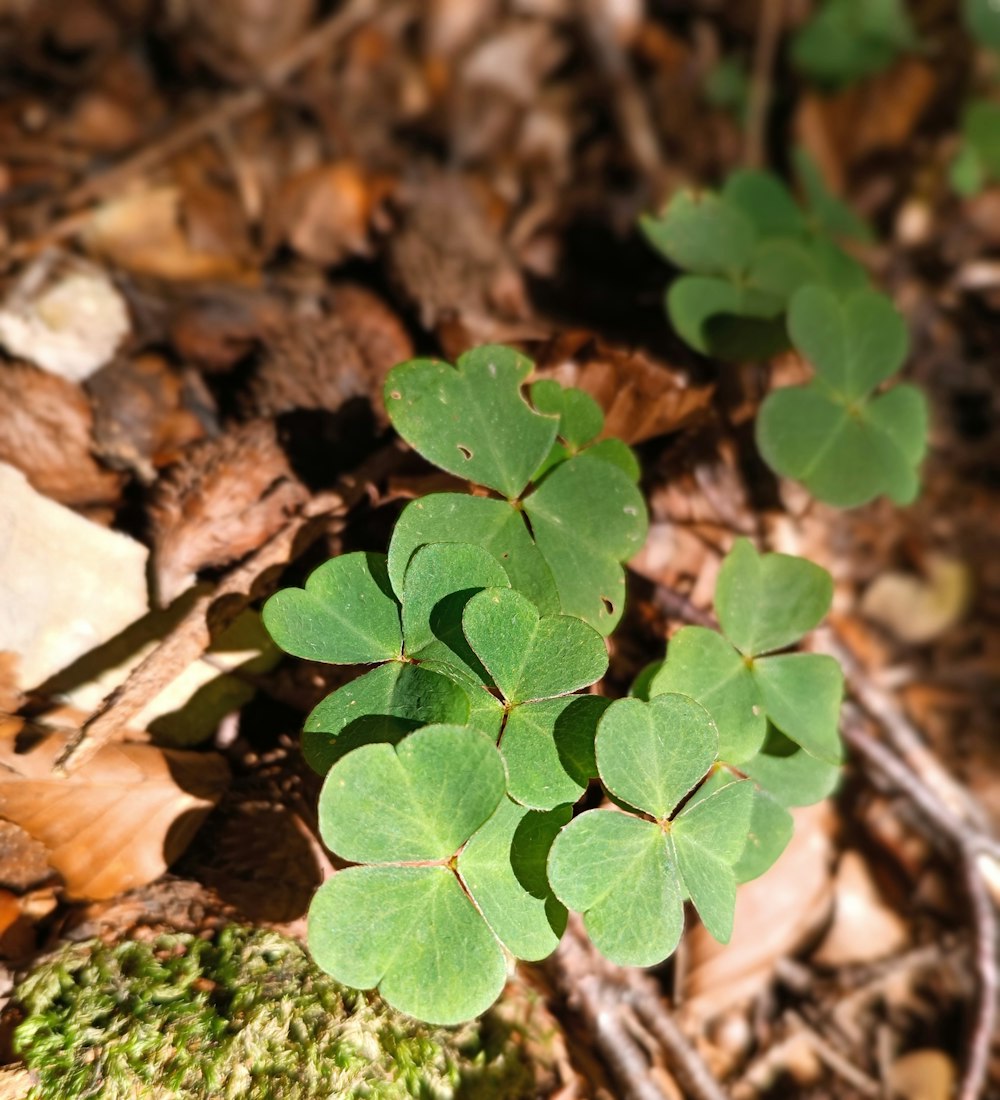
[147,419,306,605]
[861,554,972,645]
[887,1050,956,1100]
[811,849,909,967]
[0,730,228,900]
[0,463,148,690]
[533,331,715,444]
[0,258,129,382]
[0,820,54,893]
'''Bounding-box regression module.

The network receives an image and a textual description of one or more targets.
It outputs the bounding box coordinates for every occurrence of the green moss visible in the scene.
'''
[13,926,539,1100]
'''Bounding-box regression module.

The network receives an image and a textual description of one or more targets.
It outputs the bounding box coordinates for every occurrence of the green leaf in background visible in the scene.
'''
[400,542,510,682]
[793,148,873,242]
[950,100,1000,197]
[649,541,842,764]
[964,0,1000,49]
[790,0,918,87]
[524,452,648,635]
[500,694,610,810]
[384,345,558,499]
[387,493,560,614]
[758,286,927,508]
[302,661,472,774]
[309,865,507,1026]
[262,552,401,665]
[458,798,570,960]
[640,190,757,277]
[594,694,717,820]
[462,587,608,704]
[318,725,505,864]
[547,810,684,967]
[715,538,833,657]
[723,170,805,238]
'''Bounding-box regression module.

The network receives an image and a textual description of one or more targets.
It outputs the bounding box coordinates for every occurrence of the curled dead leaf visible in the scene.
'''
[861,554,972,645]
[0,729,228,901]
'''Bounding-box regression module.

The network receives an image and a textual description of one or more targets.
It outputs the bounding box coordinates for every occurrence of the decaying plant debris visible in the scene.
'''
[0,1,998,1098]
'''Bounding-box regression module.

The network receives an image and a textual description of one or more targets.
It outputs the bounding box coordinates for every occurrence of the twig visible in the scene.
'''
[960,848,998,1100]
[7,0,378,262]
[54,442,402,775]
[744,0,785,168]
[784,1011,882,1097]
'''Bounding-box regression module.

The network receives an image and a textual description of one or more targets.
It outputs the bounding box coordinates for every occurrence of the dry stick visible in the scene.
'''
[6,0,378,262]
[54,442,402,775]
[744,0,785,169]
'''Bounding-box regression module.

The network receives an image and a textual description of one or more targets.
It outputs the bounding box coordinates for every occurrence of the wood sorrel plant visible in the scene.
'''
[263,345,843,1025]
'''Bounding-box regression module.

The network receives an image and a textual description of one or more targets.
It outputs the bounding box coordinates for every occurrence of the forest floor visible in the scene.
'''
[0,1,998,1098]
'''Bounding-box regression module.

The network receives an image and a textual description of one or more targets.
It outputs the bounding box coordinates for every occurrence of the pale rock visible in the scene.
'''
[0,463,148,688]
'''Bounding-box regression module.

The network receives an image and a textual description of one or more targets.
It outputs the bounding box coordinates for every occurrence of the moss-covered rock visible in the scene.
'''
[13,926,542,1099]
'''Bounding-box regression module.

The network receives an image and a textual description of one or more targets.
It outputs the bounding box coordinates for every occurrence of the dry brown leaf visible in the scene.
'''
[0,731,228,901]
[147,419,307,605]
[533,331,714,445]
[861,554,972,645]
[683,802,837,1022]
[82,186,252,283]
[811,849,909,967]
[169,287,283,372]
[887,1050,956,1100]
[0,820,53,893]
[0,1066,34,1100]
[0,360,123,513]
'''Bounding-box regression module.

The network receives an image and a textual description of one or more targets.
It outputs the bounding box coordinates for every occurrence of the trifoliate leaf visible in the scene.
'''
[649,626,765,763]
[716,539,834,657]
[524,452,648,634]
[458,798,569,960]
[262,552,401,665]
[529,380,604,448]
[384,346,558,499]
[500,695,610,810]
[595,694,718,820]
[400,542,510,682]
[462,588,608,704]
[788,287,908,401]
[318,725,505,864]
[547,810,684,967]
[640,191,757,277]
[302,661,472,774]
[671,779,753,942]
[742,727,841,807]
[752,653,843,764]
[308,865,507,1025]
[387,493,560,614]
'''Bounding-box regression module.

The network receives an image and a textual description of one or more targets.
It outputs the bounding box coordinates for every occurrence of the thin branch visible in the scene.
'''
[744,0,785,168]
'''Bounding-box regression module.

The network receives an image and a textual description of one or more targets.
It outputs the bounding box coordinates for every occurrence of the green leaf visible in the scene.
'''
[318,725,505,864]
[671,780,753,942]
[788,287,908,401]
[790,0,917,86]
[524,452,648,634]
[793,148,873,242]
[302,662,471,774]
[965,0,1000,48]
[743,727,842,806]
[529,380,604,448]
[400,542,510,682]
[547,810,683,967]
[384,346,558,499]
[501,695,610,810]
[722,171,804,238]
[649,626,766,764]
[752,653,843,763]
[462,588,608,704]
[595,694,718,820]
[584,438,642,482]
[640,191,757,277]
[458,798,569,960]
[958,101,1000,183]
[262,552,401,665]
[387,494,559,614]
[308,865,506,1025]
[735,784,794,882]
[666,275,785,358]
[716,539,834,657]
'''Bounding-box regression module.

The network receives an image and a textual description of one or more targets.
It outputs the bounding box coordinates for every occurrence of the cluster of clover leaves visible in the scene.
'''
[262,346,843,1025]
[640,166,928,508]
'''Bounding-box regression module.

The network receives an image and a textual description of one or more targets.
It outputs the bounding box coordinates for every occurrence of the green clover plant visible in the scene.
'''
[790,0,919,87]
[640,168,868,359]
[263,347,847,1025]
[757,285,929,507]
